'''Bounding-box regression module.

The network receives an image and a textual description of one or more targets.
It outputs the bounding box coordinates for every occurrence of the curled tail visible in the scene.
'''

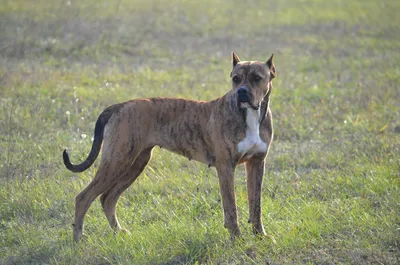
[63,104,123,173]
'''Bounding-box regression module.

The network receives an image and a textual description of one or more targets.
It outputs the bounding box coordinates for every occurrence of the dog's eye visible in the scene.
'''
[232,76,241,83]
[254,76,262,82]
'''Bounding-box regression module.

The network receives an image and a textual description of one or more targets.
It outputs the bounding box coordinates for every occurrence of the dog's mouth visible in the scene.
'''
[238,95,260,110]
[239,101,260,110]
[237,87,260,110]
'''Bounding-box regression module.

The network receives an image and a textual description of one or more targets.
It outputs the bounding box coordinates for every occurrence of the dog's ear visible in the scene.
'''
[266,54,276,80]
[232,52,241,68]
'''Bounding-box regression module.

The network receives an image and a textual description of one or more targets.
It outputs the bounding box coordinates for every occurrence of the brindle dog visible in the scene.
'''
[63,53,276,242]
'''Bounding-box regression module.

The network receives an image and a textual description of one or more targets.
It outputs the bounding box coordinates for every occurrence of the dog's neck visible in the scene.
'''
[245,107,261,130]
[236,100,268,158]
[218,90,269,130]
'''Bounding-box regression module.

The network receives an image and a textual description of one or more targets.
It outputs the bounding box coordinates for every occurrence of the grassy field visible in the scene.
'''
[1,0,399,264]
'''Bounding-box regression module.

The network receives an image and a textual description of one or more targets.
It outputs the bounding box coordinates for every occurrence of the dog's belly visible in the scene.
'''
[163,145,214,166]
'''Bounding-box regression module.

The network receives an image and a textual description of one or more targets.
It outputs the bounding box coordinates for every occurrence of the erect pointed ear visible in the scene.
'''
[232,52,241,68]
[266,54,276,80]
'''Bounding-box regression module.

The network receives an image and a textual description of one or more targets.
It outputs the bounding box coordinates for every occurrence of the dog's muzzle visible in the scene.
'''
[237,87,259,110]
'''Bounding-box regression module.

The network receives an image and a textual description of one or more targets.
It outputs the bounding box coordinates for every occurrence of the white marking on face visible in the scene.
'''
[237,108,267,157]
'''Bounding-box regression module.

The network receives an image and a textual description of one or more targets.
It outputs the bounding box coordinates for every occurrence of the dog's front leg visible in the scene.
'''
[216,162,240,238]
[245,156,266,236]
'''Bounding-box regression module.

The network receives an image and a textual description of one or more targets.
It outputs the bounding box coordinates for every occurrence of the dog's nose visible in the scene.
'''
[237,87,248,95]
[237,87,249,102]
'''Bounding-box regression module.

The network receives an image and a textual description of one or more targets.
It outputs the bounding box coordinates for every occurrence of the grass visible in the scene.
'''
[0,0,399,264]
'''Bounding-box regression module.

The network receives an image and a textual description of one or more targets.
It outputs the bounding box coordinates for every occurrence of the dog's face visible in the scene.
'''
[230,52,276,110]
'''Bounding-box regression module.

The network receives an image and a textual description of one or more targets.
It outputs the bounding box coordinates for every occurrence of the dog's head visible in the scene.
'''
[230,52,276,110]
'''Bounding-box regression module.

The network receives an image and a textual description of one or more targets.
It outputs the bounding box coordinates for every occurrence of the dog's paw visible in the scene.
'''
[252,225,267,238]
[228,227,241,240]
[266,234,277,244]
[73,232,88,243]
[119,228,131,235]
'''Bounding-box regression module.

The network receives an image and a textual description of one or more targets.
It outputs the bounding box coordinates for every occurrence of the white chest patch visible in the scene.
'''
[237,108,267,157]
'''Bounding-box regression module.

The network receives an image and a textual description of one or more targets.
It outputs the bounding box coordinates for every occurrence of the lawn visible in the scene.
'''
[0,0,399,264]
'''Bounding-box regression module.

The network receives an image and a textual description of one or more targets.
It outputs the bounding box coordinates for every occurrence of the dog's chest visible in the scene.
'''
[237,108,267,159]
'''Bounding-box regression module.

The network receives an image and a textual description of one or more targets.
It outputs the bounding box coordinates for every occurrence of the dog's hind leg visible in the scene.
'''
[73,144,138,242]
[73,164,112,242]
[100,147,153,234]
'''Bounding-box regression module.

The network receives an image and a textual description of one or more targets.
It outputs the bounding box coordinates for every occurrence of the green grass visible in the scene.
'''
[1,0,399,264]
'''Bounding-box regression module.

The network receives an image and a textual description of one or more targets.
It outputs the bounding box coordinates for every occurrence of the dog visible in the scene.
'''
[63,52,276,242]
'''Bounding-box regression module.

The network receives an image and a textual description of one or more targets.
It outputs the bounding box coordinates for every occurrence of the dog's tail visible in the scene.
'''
[63,104,123,173]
